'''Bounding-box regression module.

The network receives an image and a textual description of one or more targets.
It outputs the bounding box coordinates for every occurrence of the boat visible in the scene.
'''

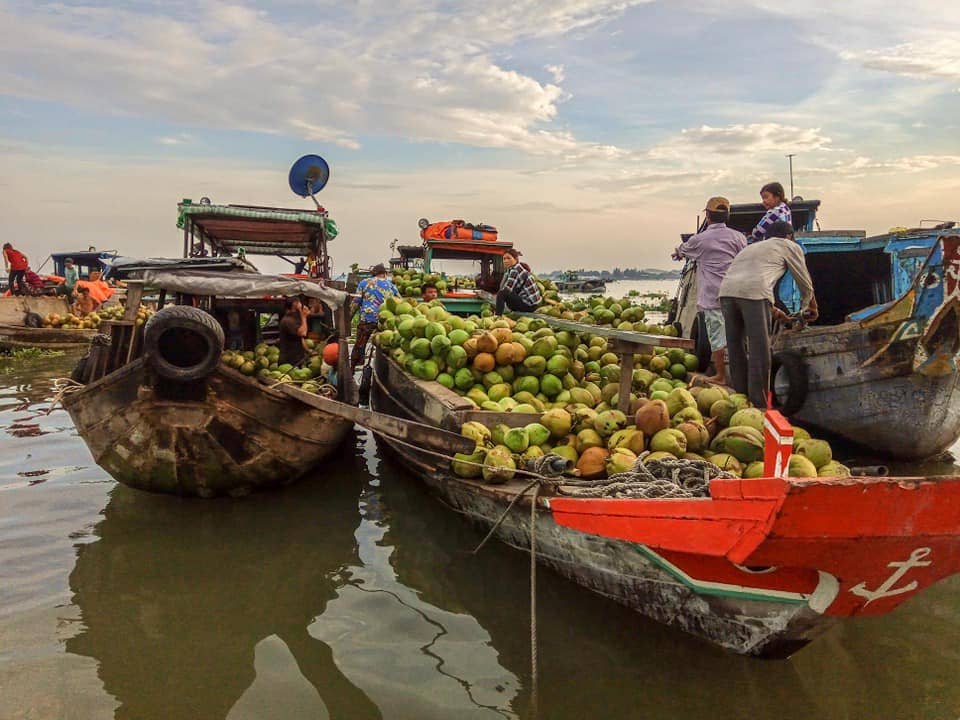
[670,200,960,459]
[61,171,364,496]
[370,339,960,657]
[554,271,607,294]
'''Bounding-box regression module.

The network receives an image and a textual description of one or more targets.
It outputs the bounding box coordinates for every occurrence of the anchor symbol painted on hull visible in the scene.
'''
[850,547,932,605]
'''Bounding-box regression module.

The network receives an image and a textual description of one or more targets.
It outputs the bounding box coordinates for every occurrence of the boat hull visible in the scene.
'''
[370,356,832,657]
[64,360,352,496]
[774,320,960,459]
[0,323,98,350]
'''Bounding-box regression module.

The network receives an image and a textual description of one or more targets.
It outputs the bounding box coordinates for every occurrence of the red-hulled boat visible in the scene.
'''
[372,350,960,657]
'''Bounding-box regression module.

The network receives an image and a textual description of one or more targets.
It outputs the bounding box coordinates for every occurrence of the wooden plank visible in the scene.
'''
[276,383,474,455]
[123,281,144,321]
[516,313,693,349]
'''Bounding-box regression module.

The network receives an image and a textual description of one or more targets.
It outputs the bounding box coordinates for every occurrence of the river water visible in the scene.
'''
[2,293,960,719]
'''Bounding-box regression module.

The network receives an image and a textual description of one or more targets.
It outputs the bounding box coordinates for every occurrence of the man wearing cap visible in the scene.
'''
[350,263,399,369]
[719,220,818,407]
[673,197,746,384]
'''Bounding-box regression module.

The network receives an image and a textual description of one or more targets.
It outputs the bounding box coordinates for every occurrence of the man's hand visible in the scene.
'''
[299,305,311,317]
[671,248,683,261]
[772,307,790,323]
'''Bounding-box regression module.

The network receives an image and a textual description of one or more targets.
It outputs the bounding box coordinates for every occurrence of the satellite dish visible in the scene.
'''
[289,155,331,206]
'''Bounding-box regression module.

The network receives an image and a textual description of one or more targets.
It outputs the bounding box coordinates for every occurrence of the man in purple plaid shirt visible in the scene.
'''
[496,248,542,314]
[749,181,792,244]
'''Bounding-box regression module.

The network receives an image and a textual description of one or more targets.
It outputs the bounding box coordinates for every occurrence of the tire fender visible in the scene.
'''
[770,351,808,416]
[144,305,225,382]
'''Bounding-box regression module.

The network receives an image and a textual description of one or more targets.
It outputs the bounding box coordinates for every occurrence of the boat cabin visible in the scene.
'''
[418,237,513,316]
[50,250,118,280]
[178,201,338,280]
[389,245,425,271]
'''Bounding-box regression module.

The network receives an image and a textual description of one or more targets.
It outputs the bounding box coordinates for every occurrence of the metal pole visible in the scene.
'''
[786,154,796,199]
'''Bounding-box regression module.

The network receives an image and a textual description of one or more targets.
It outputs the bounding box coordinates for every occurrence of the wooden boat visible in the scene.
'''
[63,269,356,497]
[671,200,960,459]
[554,271,606,294]
[0,295,96,349]
[370,346,960,658]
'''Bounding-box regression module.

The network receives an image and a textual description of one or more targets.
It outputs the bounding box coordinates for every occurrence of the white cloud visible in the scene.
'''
[843,41,960,81]
[649,123,832,160]
[545,64,566,83]
[156,133,192,146]
[0,0,648,159]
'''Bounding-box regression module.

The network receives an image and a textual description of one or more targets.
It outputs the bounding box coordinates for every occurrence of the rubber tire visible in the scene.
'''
[770,351,808,416]
[144,305,224,382]
[24,312,43,328]
[690,312,712,372]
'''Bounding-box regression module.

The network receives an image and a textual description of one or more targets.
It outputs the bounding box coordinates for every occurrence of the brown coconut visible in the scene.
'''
[491,327,514,346]
[473,352,496,373]
[635,399,670,437]
[476,332,499,354]
[463,337,479,359]
[494,343,516,366]
[576,447,610,479]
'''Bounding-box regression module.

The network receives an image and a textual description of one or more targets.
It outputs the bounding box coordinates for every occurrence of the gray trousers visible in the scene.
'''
[720,297,771,408]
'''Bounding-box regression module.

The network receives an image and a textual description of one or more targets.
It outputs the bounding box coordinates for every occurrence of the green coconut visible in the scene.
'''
[606,448,638,476]
[709,453,743,476]
[817,460,851,477]
[482,445,517,484]
[787,454,818,478]
[593,410,628,437]
[452,447,487,478]
[728,408,765,432]
[665,388,697,417]
[794,438,833,469]
[525,423,551,447]
[551,445,579,464]
[710,426,765,464]
[649,428,687,457]
[675,422,710,454]
[576,428,605,453]
[541,408,572,438]
[461,421,491,447]
[743,461,766,478]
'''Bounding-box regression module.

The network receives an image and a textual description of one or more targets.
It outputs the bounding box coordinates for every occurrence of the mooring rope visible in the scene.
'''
[45,378,85,414]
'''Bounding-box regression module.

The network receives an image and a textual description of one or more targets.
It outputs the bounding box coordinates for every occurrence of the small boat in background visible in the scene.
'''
[555,271,606,294]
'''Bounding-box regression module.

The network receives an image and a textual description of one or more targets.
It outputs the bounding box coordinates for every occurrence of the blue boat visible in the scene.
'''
[671,201,960,459]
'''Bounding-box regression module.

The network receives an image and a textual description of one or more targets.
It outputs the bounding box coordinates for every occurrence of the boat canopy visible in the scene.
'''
[178,203,338,257]
[140,270,349,309]
[104,256,250,278]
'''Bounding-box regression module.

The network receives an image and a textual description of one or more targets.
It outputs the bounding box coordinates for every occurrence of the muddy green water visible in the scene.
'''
[2,353,959,720]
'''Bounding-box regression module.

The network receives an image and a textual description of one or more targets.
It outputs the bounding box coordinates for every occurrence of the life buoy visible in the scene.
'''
[144,305,224,382]
[770,351,808,415]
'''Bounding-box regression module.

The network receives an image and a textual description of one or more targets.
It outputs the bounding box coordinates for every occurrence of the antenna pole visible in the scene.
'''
[786,154,796,198]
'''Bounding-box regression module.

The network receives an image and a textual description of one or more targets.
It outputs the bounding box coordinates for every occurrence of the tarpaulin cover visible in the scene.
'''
[140,270,349,309]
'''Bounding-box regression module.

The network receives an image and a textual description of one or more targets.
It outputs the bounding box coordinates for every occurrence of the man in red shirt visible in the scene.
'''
[3,243,29,296]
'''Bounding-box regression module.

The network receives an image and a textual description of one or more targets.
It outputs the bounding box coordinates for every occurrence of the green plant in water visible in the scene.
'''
[0,347,67,360]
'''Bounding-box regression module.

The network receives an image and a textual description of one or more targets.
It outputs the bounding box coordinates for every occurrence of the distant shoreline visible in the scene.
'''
[542,269,681,280]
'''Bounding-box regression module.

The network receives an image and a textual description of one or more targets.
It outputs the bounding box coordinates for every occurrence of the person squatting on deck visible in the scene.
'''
[3,242,29,296]
[351,264,399,369]
[496,248,542,315]
[749,182,792,244]
[719,221,818,407]
[673,196,746,384]
[279,297,310,365]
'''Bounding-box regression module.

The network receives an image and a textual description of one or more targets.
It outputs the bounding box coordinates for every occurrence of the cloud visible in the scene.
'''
[545,64,566,83]
[0,1,648,159]
[806,154,960,177]
[648,123,832,160]
[156,133,192,146]
[843,41,960,81]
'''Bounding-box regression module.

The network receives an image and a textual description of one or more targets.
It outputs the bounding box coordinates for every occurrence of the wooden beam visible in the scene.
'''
[123,281,144,321]
[516,313,693,349]
[277,383,475,455]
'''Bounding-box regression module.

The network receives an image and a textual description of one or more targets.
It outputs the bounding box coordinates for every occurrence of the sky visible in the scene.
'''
[1,0,959,275]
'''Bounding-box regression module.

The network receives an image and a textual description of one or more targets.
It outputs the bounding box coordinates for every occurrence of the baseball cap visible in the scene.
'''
[371,263,387,274]
[704,196,730,212]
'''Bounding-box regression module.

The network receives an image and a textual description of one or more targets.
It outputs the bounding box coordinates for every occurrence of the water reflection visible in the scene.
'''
[65,443,381,720]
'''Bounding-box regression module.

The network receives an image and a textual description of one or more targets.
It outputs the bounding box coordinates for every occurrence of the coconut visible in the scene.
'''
[649,428,687,457]
[709,399,737,427]
[606,448,638,476]
[608,428,645,454]
[593,410,628,437]
[491,423,510,446]
[696,387,727,415]
[792,426,812,441]
[675,422,710,454]
[476,332,499,354]
[671,406,704,427]
[473,353,496,373]
[482,445,517,484]
[494,343,516,366]
[523,445,545,464]
[452,447,487,478]
[552,445,579,464]
[635,399,670,438]
[728,394,752,410]
[664,388,697,417]
[569,387,594,406]
[682,452,707,463]
[461,421,491,447]
[601,383,621,404]
[576,428,605,453]
[794,439,833,469]
[728,408,765,432]
[583,382,603,405]
[787,454,818,478]
[541,409,572,439]
[572,407,599,433]
[644,451,676,462]
[487,383,512,403]
[577,447,611,479]
[525,423,551,447]
[513,404,539,414]
[491,327,514,346]
[743,461,765,478]
[709,453,743,476]
[710,426,765,463]
[817,460,851,477]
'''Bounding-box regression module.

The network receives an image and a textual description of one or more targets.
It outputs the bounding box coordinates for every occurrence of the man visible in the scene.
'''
[3,242,28,296]
[496,249,541,315]
[350,264,399,368]
[673,196,746,384]
[278,297,310,365]
[57,257,79,301]
[421,283,439,302]
[72,286,102,317]
[718,220,818,408]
